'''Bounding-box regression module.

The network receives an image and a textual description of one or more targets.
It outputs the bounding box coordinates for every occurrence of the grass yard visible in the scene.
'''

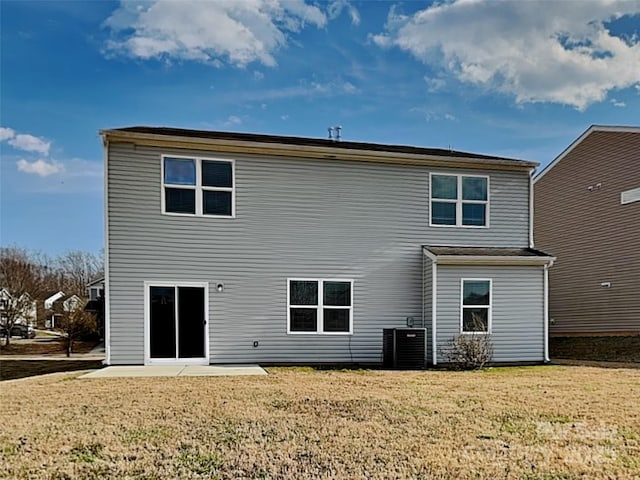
[1,366,639,479]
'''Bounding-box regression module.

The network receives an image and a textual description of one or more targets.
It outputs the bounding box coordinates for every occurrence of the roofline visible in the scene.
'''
[422,247,555,266]
[534,125,640,183]
[86,276,105,287]
[100,128,538,172]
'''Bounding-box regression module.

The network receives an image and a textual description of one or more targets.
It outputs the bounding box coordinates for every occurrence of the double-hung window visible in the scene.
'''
[162,156,234,217]
[430,174,488,226]
[461,279,491,333]
[287,279,353,334]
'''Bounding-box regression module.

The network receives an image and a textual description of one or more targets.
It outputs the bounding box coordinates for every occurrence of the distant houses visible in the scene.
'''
[0,287,37,327]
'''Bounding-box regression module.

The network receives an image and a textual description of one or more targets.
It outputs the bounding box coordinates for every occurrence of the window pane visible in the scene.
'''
[165,188,195,214]
[463,308,488,332]
[432,175,457,199]
[432,202,456,225]
[324,281,351,306]
[290,308,317,332]
[462,177,487,201]
[323,309,350,332]
[203,191,232,216]
[164,158,195,185]
[202,161,232,188]
[462,203,486,226]
[290,281,318,305]
[463,281,490,305]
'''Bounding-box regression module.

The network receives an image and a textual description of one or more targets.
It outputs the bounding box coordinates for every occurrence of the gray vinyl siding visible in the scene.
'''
[107,142,531,364]
[435,266,545,363]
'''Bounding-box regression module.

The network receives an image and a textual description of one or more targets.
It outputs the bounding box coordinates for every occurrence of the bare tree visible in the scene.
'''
[57,297,96,356]
[56,250,103,296]
[0,247,47,345]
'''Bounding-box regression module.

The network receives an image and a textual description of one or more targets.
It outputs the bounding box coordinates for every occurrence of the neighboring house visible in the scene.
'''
[0,287,37,327]
[85,277,105,338]
[101,126,555,366]
[87,277,105,301]
[534,125,640,335]
[50,294,83,328]
[42,291,65,328]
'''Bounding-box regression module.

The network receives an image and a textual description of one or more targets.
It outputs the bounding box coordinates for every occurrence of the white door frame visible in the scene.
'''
[144,281,209,365]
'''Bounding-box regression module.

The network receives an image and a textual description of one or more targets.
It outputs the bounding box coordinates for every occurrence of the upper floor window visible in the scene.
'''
[162,156,235,217]
[430,174,488,227]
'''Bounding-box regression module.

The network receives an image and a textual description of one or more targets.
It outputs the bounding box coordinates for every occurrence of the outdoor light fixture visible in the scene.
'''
[216,283,224,293]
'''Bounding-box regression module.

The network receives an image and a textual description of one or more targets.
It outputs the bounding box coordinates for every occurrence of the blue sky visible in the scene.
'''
[1,0,639,256]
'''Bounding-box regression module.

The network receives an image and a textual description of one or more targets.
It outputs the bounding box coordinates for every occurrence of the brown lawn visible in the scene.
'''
[0,337,99,356]
[1,366,639,479]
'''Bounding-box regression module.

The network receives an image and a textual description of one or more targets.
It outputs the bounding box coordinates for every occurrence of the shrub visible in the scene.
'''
[441,332,494,370]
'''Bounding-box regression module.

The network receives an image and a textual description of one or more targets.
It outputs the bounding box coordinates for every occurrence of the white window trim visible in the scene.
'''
[286,278,354,335]
[143,281,210,365]
[161,154,236,218]
[621,187,640,205]
[460,278,492,334]
[429,173,490,228]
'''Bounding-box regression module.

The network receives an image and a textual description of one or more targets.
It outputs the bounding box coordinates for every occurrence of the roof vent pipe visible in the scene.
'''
[327,125,342,141]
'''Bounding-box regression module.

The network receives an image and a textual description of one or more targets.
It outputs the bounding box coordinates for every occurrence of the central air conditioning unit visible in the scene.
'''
[383,328,427,369]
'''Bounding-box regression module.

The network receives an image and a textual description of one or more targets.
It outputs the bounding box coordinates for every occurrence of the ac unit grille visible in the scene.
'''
[382,328,427,369]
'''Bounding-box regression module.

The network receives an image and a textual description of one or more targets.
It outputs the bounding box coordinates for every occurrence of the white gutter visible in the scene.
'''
[432,256,555,266]
[432,261,438,366]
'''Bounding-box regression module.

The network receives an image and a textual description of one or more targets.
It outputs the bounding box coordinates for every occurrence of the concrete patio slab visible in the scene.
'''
[79,364,267,378]
[179,365,267,376]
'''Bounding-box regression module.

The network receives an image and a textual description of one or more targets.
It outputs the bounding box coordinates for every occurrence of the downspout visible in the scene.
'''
[103,136,111,365]
[543,259,554,363]
[529,168,535,248]
[432,261,438,366]
[421,251,425,328]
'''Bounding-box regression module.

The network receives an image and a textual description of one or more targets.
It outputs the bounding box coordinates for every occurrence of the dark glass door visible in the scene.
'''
[178,287,206,358]
[150,286,176,358]
[149,285,206,360]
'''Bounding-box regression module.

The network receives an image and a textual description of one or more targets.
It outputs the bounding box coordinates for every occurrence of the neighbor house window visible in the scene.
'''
[162,156,234,217]
[287,279,353,334]
[430,174,488,226]
[461,279,491,333]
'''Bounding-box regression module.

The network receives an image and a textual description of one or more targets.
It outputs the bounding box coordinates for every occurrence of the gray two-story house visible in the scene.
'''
[101,127,554,366]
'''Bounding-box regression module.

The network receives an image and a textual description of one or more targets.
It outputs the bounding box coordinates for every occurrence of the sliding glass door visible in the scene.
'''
[147,283,208,364]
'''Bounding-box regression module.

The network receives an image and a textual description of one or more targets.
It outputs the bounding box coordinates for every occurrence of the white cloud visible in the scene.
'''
[610,98,626,107]
[242,79,359,101]
[8,134,51,155]
[328,0,360,26]
[104,0,327,67]
[424,76,446,93]
[16,159,64,177]
[280,114,289,120]
[373,1,640,110]
[1,127,51,155]
[0,127,15,142]
[253,70,265,80]
[223,115,243,127]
